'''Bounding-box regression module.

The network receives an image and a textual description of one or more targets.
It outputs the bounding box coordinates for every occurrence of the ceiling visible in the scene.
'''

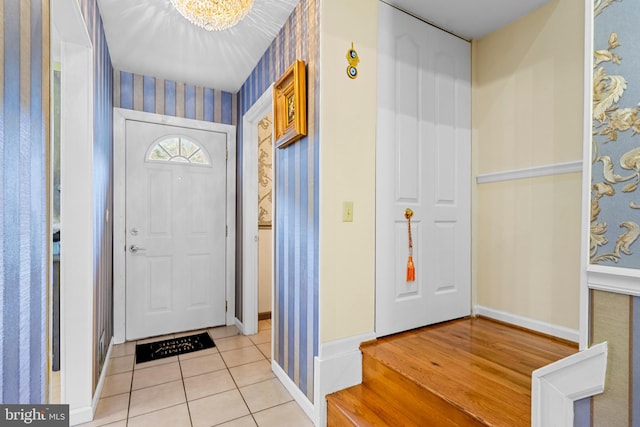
[97,0,551,93]
[97,0,299,92]
[384,0,551,41]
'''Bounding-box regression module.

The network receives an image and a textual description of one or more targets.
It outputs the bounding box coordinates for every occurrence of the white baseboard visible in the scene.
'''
[269,332,376,426]
[69,406,93,426]
[314,332,376,427]
[234,317,247,335]
[474,305,579,343]
[272,361,317,425]
[532,342,607,427]
[70,340,114,426]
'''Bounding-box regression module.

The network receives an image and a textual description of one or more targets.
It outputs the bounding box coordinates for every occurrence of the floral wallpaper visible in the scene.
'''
[258,113,273,228]
[591,0,640,268]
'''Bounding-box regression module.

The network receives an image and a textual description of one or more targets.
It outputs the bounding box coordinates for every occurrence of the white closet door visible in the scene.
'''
[376,1,471,336]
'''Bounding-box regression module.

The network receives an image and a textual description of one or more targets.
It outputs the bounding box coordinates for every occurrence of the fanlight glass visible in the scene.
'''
[147,137,210,165]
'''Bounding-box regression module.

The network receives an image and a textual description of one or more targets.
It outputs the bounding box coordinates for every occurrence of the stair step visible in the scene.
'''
[327,317,577,426]
[361,352,487,425]
[328,374,486,426]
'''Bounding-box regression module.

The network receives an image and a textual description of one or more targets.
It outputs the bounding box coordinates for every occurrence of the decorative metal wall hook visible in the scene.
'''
[346,42,359,79]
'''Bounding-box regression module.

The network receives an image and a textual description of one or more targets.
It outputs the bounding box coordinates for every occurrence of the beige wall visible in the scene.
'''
[318,0,584,341]
[258,229,272,314]
[472,0,584,330]
[319,0,377,342]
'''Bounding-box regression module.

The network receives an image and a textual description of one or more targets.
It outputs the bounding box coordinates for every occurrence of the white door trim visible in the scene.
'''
[113,108,236,343]
[531,342,607,427]
[52,0,96,423]
[579,0,594,351]
[239,85,273,336]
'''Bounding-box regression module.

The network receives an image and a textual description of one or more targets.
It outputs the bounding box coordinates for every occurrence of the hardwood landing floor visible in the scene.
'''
[327,316,578,426]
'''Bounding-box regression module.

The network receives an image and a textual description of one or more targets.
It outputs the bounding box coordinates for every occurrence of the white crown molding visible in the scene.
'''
[476,160,582,184]
[587,265,640,297]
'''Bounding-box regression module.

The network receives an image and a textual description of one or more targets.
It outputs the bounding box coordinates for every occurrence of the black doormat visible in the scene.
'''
[135,332,215,364]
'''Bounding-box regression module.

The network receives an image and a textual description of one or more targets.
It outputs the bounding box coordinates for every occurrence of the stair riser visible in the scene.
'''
[327,399,367,427]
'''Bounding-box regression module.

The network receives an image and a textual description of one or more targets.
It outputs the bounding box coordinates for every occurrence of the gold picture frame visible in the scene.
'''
[273,60,307,149]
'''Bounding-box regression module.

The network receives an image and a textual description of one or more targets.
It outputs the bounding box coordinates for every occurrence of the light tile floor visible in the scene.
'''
[79,320,313,427]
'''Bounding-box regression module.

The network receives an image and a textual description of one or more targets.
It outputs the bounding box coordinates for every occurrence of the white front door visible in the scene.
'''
[376,2,471,337]
[125,119,227,340]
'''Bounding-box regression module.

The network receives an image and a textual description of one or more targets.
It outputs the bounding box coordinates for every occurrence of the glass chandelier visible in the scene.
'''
[170,0,254,31]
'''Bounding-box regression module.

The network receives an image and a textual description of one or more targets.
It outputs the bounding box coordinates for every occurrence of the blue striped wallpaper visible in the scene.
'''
[239,0,319,402]
[1,0,49,403]
[114,70,237,126]
[77,0,114,388]
[0,0,113,402]
[573,397,590,426]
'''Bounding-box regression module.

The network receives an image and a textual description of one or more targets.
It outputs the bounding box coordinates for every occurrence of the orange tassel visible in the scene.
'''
[406,255,415,282]
[405,208,416,282]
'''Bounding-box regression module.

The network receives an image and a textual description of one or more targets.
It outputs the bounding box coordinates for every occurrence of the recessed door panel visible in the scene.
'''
[434,222,456,294]
[148,170,172,235]
[435,54,457,205]
[394,220,421,300]
[147,256,172,311]
[187,254,210,308]
[395,35,421,203]
[187,173,212,235]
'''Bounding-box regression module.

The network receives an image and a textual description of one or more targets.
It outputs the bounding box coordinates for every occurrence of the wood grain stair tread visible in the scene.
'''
[327,317,577,427]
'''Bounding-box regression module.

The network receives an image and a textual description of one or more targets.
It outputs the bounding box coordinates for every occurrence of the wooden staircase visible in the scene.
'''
[326,317,577,426]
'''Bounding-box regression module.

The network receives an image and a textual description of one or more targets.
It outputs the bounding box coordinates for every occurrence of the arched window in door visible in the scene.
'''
[146,136,211,165]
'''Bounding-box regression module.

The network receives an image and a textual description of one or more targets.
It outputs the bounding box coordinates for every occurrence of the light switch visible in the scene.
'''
[343,201,354,222]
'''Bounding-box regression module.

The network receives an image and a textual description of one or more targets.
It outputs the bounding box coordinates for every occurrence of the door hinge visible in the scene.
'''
[226,148,228,160]
[226,225,228,237]
[225,301,228,312]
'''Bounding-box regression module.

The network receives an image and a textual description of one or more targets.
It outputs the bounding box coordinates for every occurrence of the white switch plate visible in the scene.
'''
[343,201,353,222]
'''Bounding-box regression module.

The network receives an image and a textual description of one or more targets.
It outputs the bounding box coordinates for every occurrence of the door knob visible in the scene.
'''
[129,245,146,253]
